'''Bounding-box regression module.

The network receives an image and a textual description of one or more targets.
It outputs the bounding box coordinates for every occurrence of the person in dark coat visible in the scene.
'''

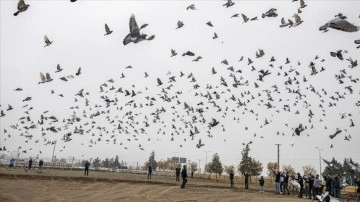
[259,176,265,192]
[308,174,314,199]
[28,157,33,169]
[354,176,360,202]
[244,171,250,189]
[84,161,90,176]
[331,176,341,198]
[180,165,188,188]
[282,172,290,195]
[175,167,181,182]
[229,170,234,188]
[38,159,44,173]
[274,171,281,194]
[147,165,152,179]
[297,173,304,198]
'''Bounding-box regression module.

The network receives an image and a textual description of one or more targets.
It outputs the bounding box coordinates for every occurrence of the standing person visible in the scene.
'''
[312,174,321,199]
[180,165,188,189]
[229,170,234,188]
[38,159,44,173]
[84,160,90,176]
[282,172,290,195]
[308,174,314,199]
[297,173,304,198]
[28,157,33,170]
[280,172,284,194]
[9,158,16,168]
[175,167,181,182]
[259,176,265,193]
[147,165,152,180]
[354,176,360,202]
[244,171,250,189]
[274,171,281,194]
[325,174,333,196]
[331,176,341,198]
[304,174,309,198]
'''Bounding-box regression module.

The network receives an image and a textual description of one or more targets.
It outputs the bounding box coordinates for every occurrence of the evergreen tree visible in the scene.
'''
[145,150,158,170]
[93,157,101,168]
[238,144,252,174]
[102,158,110,169]
[113,155,120,169]
[209,153,223,181]
[238,144,263,178]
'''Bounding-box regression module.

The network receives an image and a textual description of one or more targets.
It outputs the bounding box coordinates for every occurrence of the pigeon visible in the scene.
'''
[242,14,249,23]
[186,4,196,10]
[330,50,343,60]
[157,78,163,86]
[75,67,81,76]
[293,13,303,25]
[256,49,265,58]
[196,139,205,148]
[329,128,342,139]
[335,13,347,19]
[0,110,5,117]
[104,23,113,35]
[38,72,47,84]
[55,64,63,73]
[182,51,195,56]
[123,14,155,45]
[176,21,184,29]
[171,49,177,57]
[355,40,360,48]
[319,18,359,32]
[299,0,307,8]
[262,8,278,18]
[206,21,213,27]
[223,0,235,8]
[347,58,358,68]
[212,32,218,39]
[14,0,30,16]
[280,17,289,27]
[295,124,305,136]
[44,35,53,47]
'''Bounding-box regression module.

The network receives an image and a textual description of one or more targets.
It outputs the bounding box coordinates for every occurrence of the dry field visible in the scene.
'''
[0,168,354,202]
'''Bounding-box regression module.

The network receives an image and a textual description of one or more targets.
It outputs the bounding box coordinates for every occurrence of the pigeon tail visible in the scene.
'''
[14,11,19,16]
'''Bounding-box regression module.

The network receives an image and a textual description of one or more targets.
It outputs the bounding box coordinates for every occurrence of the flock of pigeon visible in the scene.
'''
[1,0,359,161]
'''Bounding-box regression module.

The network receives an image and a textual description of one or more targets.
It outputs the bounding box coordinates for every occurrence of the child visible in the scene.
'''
[259,176,265,193]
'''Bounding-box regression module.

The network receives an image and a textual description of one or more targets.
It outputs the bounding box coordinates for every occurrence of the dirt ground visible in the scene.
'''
[0,168,330,202]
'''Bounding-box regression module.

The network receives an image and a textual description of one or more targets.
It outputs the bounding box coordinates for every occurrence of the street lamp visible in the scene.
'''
[203,150,211,174]
[316,147,324,176]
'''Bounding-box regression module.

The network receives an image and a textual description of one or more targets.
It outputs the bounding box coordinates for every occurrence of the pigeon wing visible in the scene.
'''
[44,35,50,43]
[129,14,140,36]
[105,23,111,33]
[18,0,26,10]
[329,18,359,32]
[40,72,46,82]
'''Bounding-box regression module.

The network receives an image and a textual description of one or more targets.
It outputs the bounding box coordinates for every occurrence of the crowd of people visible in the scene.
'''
[5,158,360,201]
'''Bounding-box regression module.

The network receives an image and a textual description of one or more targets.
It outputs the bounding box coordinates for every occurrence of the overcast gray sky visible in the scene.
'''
[1,0,359,174]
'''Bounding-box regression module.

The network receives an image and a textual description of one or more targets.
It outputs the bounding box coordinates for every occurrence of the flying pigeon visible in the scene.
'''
[55,64,63,73]
[123,14,155,45]
[44,35,53,47]
[176,21,184,29]
[104,23,113,35]
[319,18,359,32]
[223,0,235,8]
[14,0,30,16]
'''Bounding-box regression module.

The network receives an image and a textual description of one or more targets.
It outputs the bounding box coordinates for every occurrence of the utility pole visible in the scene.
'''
[203,150,211,174]
[316,147,324,176]
[275,144,281,170]
[52,141,57,163]
[198,159,201,174]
